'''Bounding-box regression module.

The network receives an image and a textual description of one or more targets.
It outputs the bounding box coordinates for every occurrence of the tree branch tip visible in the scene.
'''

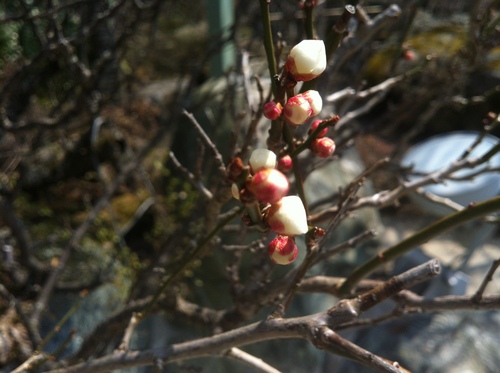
[428,258,441,276]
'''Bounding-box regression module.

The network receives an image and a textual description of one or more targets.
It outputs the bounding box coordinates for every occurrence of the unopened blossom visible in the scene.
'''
[309,119,328,138]
[277,155,293,173]
[283,95,311,125]
[266,196,308,236]
[246,168,289,204]
[283,90,322,125]
[249,149,277,173]
[285,39,327,82]
[302,90,322,117]
[311,137,336,158]
[268,236,298,265]
[263,101,283,120]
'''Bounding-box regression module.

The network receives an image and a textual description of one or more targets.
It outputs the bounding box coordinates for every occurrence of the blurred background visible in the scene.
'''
[1,0,499,372]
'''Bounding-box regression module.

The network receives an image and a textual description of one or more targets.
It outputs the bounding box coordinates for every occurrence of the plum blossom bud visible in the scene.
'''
[268,236,298,265]
[311,227,326,239]
[266,196,308,236]
[403,49,416,61]
[249,149,277,173]
[311,137,336,158]
[283,91,322,125]
[263,101,283,120]
[302,90,322,117]
[285,40,327,82]
[246,168,289,204]
[309,119,328,138]
[226,157,244,182]
[277,155,293,173]
[283,95,311,125]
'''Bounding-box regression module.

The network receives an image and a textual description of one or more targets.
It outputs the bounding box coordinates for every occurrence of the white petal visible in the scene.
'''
[249,149,277,172]
[303,90,323,116]
[268,196,308,235]
[290,40,326,75]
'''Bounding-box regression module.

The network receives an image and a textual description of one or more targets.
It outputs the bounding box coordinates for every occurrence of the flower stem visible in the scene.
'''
[259,0,278,98]
[303,1,315,39]
[282,123,309,218]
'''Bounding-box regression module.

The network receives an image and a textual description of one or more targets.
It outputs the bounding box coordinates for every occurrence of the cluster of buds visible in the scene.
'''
[240,39,334,264]
[263,90,322,126]
[308,119,336,158]
[263,40,326,125]
[283,90,322,125]
[229,149,309,265]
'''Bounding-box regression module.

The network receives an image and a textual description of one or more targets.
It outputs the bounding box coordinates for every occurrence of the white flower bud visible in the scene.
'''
[249,149,277,172]
[246,168,289,204]
[285,40,327,82]
[283,95,312,125]
[268,236,298,265]
[311,137,336,158]
[302,90,322,117]
[266,196,308,236]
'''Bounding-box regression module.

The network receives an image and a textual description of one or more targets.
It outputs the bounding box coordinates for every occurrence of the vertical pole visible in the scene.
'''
[206,0,235,77]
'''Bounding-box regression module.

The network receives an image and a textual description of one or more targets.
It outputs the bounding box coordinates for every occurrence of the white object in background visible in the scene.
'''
[401,131,500,216]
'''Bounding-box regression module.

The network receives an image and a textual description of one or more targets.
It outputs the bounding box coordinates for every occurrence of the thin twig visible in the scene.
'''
[168,151,213,199]
[313,229,377,264]
[338,196,500,295]
[310,142,500,224]
[315,327,409,373]
[11,353,49,373]
[472,258,500,303]
[117,312,142,351]
[223,348,282,373]
[37,291,86,351]
[259,0,278,98]
[182,109,227,176]
[395,291,500,311]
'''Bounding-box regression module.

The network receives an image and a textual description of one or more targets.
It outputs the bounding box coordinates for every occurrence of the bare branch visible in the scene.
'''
[46,259,440,373]
[315,327,410,373]
[182,109,227,176]
[168,151,213,199]
[395,291,500,311]
[117,312,142,352]
[471,258,500,303]
[11,352,49,373]
[223,348,282,373]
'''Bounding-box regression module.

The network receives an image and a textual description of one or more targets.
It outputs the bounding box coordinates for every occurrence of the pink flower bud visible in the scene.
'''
[249,149,276,173]
[309,119,328,138]
[311,227,326,240]
[311,137,336,158]
[246,168,289,204]
[266,196,308,236]
[285,40,327,82]
[263,101,283,120]
[268,236,298,265]
[283,95,312,125]
[302,90,322,117]
[277,155,293,173]
[403,49,416,61]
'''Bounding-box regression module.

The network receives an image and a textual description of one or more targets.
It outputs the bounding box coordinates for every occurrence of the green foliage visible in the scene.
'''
[0,13,21,67]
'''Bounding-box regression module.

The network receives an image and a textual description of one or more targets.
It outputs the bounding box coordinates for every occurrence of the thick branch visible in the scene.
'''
[338,196,500,295]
